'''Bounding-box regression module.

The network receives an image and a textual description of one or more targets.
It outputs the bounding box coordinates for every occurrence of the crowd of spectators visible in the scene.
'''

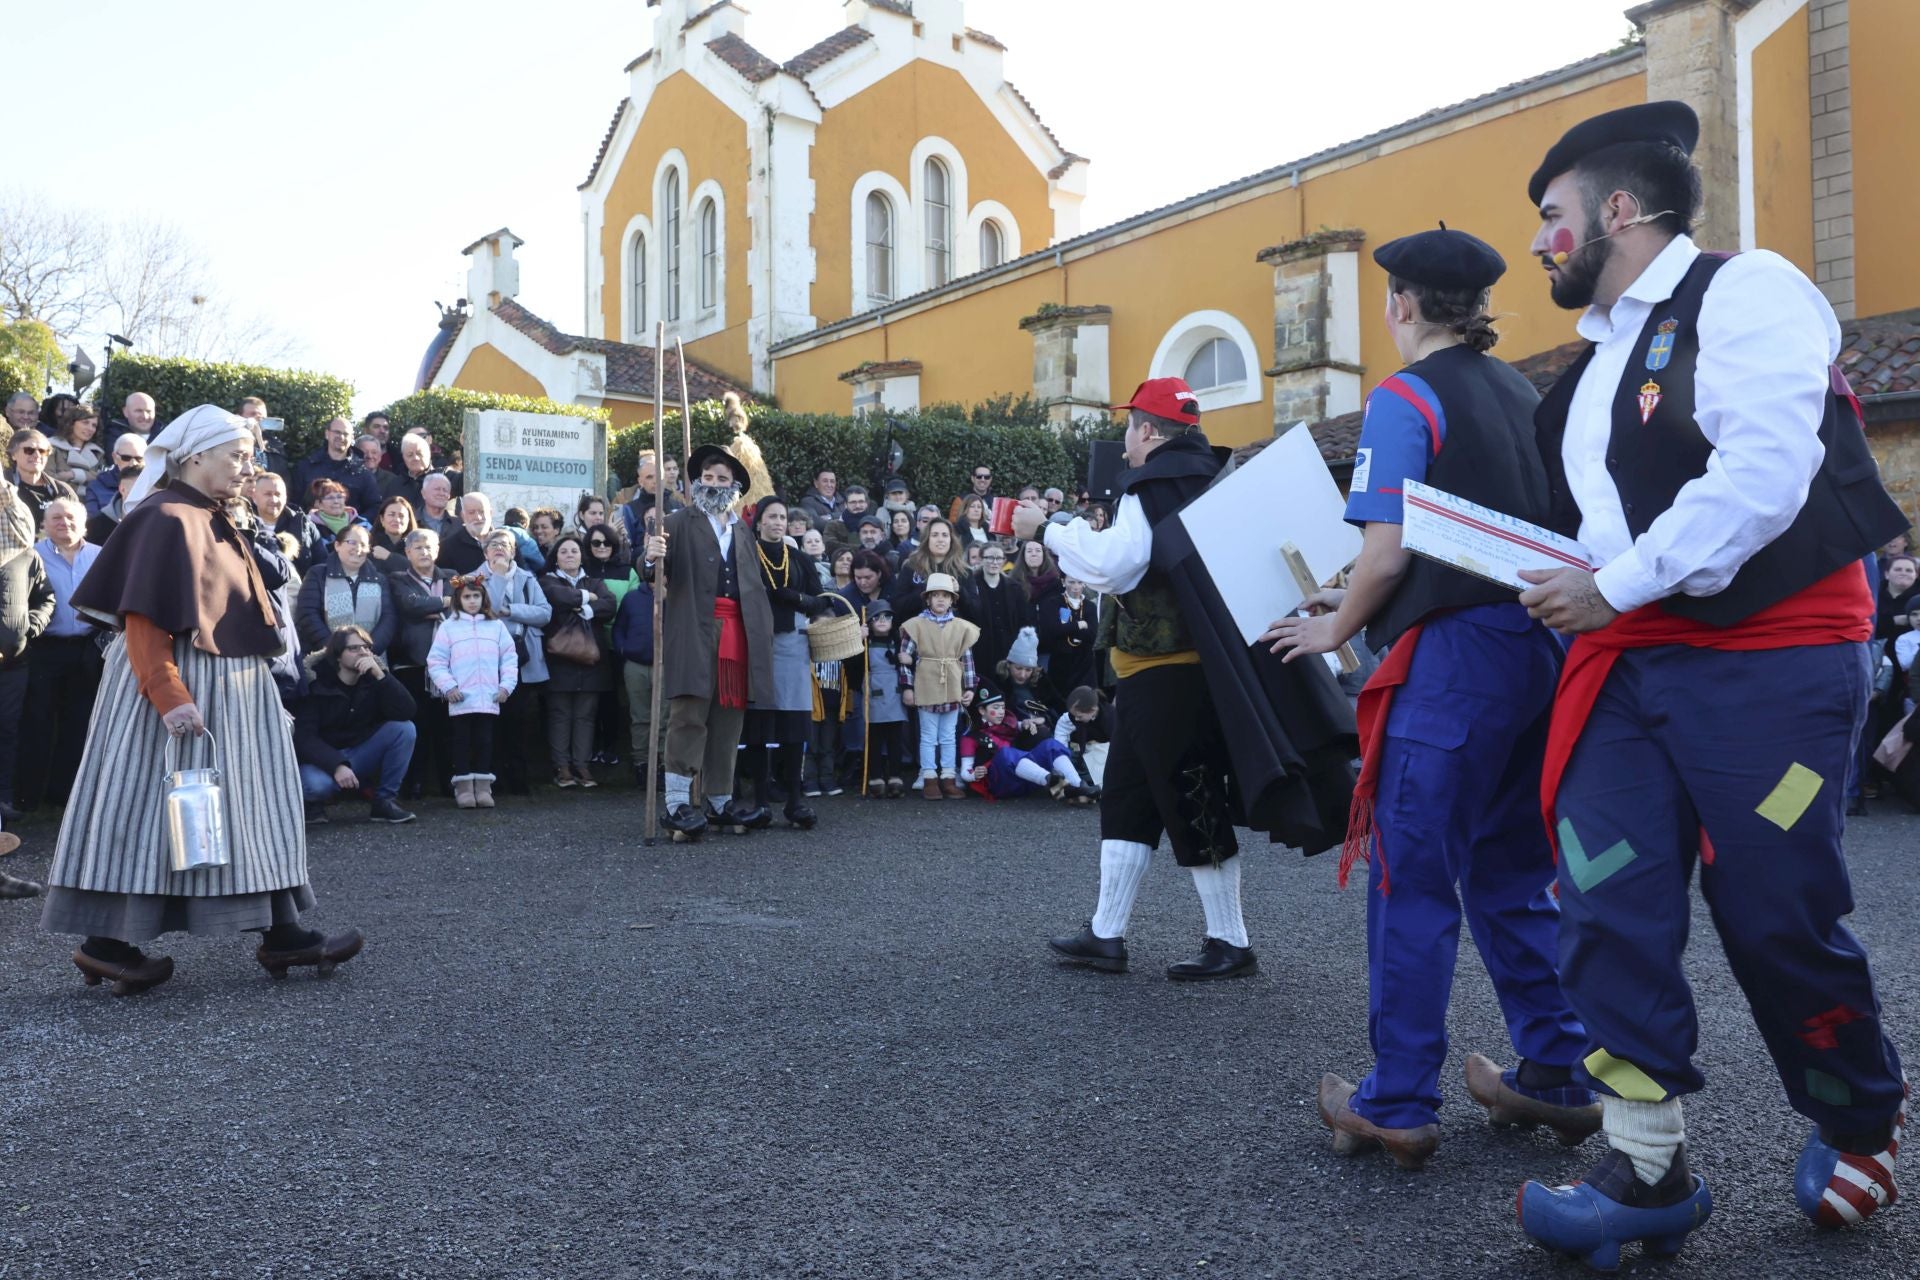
[0,391,1118,841]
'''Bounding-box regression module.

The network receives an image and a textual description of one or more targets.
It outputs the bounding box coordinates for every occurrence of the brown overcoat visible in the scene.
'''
[652,506,775,703]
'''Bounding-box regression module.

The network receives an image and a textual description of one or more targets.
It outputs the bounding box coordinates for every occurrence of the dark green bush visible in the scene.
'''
[96,354,354,458]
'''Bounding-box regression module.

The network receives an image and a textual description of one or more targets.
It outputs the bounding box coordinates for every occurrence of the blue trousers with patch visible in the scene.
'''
[1554,641,1904,1133]
[1355,606,1588,1130]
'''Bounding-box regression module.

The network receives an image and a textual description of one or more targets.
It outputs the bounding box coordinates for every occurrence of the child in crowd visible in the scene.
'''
[898,572,980,799]
[962,690,1096,804]
[854,604,910,796]
[50,405,107,489]
[427,575,518,809]
[990,627,1065,737]
[1053,684,1114,788]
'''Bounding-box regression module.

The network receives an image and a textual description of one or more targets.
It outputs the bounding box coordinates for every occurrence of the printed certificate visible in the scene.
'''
[1401,480,1591,590]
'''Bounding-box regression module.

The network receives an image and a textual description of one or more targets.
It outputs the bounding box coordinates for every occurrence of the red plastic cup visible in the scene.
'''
[988,498,1017,537]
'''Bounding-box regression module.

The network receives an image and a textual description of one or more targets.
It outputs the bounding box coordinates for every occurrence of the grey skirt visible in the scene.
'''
[44,633,309,902]
[761,629,815,714]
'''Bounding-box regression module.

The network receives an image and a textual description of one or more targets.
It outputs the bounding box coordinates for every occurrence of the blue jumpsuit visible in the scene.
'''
[1346,373,1588,1130]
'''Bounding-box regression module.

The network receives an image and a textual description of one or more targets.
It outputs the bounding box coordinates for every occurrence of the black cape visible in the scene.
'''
[1120,433,1358,855]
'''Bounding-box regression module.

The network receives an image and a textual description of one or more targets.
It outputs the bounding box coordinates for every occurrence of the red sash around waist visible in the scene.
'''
[714,596,748,710]
[1540,561,1874,852]
[1340,624,1424,895]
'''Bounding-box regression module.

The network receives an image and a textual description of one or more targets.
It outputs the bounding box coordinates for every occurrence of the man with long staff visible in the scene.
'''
[644,323,667,844]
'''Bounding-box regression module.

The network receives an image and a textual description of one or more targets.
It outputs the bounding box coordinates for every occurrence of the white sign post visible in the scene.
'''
[462,409,607,517]
[1174,424,1364,648]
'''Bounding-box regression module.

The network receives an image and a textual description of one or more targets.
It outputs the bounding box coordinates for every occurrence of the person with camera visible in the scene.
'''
[293,625,419,825]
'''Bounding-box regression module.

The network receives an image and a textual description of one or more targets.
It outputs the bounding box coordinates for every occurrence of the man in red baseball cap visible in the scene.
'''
[1013,376,1355,983]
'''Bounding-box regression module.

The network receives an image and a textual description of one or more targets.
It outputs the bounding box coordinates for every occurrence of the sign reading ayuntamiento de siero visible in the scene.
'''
[461,409,608,518]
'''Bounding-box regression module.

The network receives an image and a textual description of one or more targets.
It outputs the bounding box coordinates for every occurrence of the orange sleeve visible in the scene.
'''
[125,613,193,717]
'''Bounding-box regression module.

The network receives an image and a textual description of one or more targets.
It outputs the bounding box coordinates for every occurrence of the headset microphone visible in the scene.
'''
[1544,210,1677,266]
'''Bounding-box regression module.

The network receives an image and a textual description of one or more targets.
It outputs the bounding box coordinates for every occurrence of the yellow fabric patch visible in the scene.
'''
[1756,763,1823,831]
[1583,1048,1669,1103]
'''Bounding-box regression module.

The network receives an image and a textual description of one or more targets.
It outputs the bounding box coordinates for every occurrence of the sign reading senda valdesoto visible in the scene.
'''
[462,409,608,519]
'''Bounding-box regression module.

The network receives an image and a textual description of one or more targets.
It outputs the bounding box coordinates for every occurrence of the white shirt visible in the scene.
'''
[1043,493,1152,596]
[1563,234,1840,614]
[707,510,736,560]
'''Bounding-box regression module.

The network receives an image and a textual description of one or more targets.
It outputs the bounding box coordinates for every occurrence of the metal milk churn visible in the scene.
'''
[165,730,230,872]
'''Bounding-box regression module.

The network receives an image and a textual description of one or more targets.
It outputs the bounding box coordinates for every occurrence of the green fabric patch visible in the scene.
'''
[1584,1048,1669,1103]
[1559,819,1637,893]
[1756,763,1823,832]
[1805,1069,1853,1108]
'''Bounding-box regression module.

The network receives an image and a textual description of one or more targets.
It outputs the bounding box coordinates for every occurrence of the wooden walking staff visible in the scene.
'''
[644,321,668,844]
[1281,540,1361,675]
[673,338,693,498]
[860,605,871,798]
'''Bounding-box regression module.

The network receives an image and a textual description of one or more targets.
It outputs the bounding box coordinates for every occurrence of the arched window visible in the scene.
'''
[865,191,895,307]
[664,170,682,323]
[628,231,648,338]
[1183,336,1248,392]
[924,157,951,288]
[978,219,1004,270]
[697,198,718,312]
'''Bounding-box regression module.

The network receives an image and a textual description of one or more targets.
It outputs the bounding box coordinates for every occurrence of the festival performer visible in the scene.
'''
[740,496,836,830]
[1262,227,1594,1170]
[40,405,362,995]
[1511,102,1908,1265]
[641,441,776,841]
[1022,378,1356,981]
[962,689,1097,804]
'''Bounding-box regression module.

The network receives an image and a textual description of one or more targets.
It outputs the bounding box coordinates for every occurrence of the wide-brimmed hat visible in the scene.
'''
[925,572,961,596]
[687,443,748,487]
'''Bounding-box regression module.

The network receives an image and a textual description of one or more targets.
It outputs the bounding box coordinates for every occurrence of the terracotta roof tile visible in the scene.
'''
[784,25,873,76]
[623,48,653,73]
[490,299,749,404]
[964,27,1005,50]
[705,31,780,83]
[1004,80,1081,169]
[1840,309,1920,398]
[577,99,629,191]
[682,0,738,30]
[869,0,913,15]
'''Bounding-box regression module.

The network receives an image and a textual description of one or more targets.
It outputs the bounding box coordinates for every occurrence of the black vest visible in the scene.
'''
[1111,434,1222,656]
[1366,345,1553,649]
[716,529,740,602]
[1535,252,1905,626]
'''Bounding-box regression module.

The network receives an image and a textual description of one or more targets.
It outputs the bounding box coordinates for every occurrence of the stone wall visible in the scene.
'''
[1019,305,1112,428]
[1257,230,1365,431]
[1869,417,1920,529]
[1809,0,1855,319]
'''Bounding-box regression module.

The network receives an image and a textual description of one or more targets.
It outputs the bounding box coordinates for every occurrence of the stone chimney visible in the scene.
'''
[463,228,524,310]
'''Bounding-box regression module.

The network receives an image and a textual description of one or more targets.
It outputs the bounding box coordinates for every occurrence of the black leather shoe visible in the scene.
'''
[0,870,44,899]
[664,803,707,842]
[256,928,365,979]
[1047,922,1128,973]
[1166,936,1258,981]
[784,801,817,830]
[368,797,417,824]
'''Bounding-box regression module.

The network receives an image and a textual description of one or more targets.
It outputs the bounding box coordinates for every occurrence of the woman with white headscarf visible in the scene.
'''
[40,405,362,995]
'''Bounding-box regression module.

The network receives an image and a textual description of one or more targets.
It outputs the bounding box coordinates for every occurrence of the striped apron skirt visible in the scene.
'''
[762,629,815,714]
[40,633,314,942]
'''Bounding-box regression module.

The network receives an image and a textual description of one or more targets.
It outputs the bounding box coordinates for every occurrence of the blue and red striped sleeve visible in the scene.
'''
[1343,372,1447,527]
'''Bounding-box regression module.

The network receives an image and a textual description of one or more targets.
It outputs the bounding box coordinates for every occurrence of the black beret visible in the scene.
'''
[686,443,747,486]
[1372,225,1506,291]
[1528,100,1700,205]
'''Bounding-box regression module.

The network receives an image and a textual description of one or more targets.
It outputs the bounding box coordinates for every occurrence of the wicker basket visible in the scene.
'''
[807,593,866,663]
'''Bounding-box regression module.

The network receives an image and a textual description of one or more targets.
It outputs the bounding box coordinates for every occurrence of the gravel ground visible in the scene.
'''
[1,788,1916,1279]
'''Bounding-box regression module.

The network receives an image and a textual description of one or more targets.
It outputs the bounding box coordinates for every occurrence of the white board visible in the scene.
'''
[462,409,607,517]
[1401,479,1591,590]
[1175,424,1364,647]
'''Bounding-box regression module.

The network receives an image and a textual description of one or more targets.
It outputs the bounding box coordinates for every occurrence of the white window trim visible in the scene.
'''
[618,213,655,344]
[1150,309,1263,412]
[688,177,727,340]
[909,136,970,282]
[851,170,912,312]
[965,199,1021,271]
[653,150,689,332]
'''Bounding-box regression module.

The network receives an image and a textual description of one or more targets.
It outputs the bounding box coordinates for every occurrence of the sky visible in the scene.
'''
[11,0,1637,415]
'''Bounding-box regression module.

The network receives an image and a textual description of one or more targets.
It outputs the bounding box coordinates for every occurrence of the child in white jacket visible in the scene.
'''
[427,576,518,809]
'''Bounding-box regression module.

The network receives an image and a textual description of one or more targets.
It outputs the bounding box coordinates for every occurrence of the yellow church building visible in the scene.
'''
[425,0,1920,510]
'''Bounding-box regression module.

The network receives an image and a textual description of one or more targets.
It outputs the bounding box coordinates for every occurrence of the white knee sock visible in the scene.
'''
[1603,1097,1686,1184]
[1049,755,1083,786]
[1014,758,1052,787]
[1090,839,1152,940]
[709,792,732,812]
[1189,857,1249,948]
[666,772,693,810]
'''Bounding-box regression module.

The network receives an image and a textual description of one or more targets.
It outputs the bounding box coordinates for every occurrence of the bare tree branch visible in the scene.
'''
[0,190,105,335]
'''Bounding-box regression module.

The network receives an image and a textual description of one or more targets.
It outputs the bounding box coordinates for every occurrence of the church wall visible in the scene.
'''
[810,61,1055,326]
[451,342,547,400]
[1850,0,1920,318]
[1751,7,1815,275]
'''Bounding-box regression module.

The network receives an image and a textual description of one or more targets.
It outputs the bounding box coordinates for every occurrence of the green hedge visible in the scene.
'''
[96,354,354,459]
[380,387,612,461]
[605,404,1081,507]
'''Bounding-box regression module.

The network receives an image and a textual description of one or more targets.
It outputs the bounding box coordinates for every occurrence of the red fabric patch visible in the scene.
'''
[1798,1005,1866,1051]
[1699,826,1715,867]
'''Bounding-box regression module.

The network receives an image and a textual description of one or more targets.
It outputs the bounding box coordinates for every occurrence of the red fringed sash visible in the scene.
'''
[1540,562,1874,851]
[714,596,748,710]
[1340,624,1424,894]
